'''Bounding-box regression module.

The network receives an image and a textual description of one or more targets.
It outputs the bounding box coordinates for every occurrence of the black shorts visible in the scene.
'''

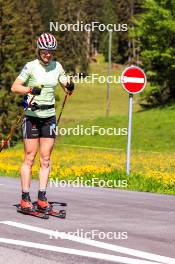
[22,115,56,139]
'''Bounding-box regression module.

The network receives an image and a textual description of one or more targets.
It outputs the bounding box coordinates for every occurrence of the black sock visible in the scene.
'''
[22,191,31,201]
[38,190,47,201]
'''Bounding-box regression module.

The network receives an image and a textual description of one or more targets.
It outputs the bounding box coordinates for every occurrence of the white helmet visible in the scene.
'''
[37,33,57,50]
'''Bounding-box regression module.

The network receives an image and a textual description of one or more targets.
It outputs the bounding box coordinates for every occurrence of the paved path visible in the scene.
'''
[0,177,175,264]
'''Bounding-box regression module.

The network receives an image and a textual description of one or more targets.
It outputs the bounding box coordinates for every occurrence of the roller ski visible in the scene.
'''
[34,190,67,219]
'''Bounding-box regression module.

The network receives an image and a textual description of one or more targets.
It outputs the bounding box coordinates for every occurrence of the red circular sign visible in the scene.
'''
[121,65,147,94]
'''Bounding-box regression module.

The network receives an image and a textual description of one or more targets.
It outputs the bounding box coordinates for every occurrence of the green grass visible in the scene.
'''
[55,106,175,152]
[80,171,175,195]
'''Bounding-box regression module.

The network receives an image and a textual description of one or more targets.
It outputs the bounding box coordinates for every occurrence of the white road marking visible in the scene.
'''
[0,237,162,264]
[1,221,175,264]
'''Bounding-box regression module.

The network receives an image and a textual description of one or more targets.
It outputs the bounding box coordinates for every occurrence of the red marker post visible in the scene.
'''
[121,65,147,175]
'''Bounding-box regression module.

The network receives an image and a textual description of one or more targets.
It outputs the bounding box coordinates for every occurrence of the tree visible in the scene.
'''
[0,0,44,141]
[112,0,142,64]
[82,0,106,60]
[99,0,118,63]
[132,0,175,106]
[52,0,89,74]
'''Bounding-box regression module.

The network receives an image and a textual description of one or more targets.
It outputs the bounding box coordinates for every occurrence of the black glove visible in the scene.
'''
[65,80,74,92]
[29,86,42,95]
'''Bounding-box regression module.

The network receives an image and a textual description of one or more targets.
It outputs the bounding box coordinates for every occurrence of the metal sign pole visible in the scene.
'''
[126,93,133,175]
[106,30,112,117]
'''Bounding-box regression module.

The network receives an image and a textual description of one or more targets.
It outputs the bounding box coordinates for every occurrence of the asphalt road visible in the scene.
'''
[0,176,175,264]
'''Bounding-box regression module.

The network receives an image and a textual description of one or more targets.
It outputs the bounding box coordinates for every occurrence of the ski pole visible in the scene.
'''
[56,93,68,126]
[0,95,35,153]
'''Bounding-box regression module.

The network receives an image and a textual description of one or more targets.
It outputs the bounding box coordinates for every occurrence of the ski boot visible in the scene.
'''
[37,191,52,213]
[20,192,35,212]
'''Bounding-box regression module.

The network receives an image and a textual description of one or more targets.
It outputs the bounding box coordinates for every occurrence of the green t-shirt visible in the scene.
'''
[18,59,67,118]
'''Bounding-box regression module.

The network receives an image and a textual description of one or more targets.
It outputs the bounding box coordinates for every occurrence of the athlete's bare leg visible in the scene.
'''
[20,138,39,192]
[39,138,55,190]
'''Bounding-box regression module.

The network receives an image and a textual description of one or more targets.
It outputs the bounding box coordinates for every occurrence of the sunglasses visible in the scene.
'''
[40,50,54,55]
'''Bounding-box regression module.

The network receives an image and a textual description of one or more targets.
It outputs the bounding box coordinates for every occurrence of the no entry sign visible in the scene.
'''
[121,65,146,94]
[120,65,147,175]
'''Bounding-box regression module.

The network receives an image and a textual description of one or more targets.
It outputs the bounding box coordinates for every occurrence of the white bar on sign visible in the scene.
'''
[122,76,144,83]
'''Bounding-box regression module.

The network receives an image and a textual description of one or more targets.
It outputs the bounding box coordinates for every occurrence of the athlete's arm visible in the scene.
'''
[11,78,42,95]
[11,78,31,94]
